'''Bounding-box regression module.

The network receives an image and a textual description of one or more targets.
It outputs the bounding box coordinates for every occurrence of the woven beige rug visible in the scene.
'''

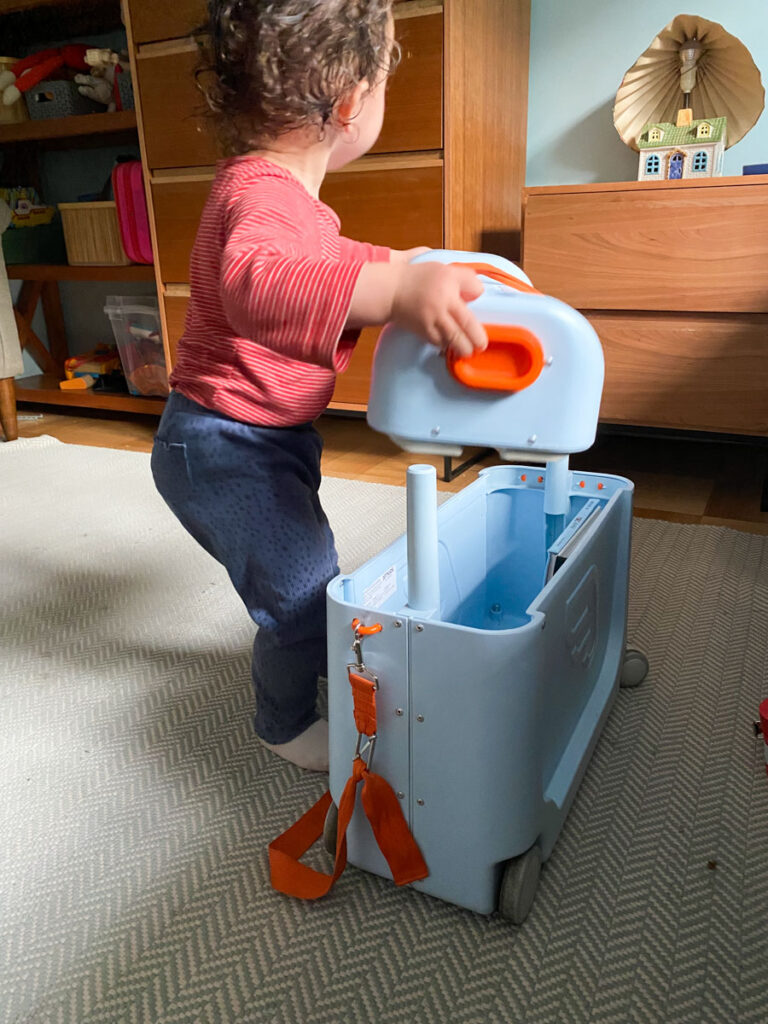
[1,436,767,1024]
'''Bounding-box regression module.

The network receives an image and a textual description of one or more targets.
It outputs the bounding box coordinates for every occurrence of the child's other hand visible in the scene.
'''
[391,262,487,358]
[391,246,431,264]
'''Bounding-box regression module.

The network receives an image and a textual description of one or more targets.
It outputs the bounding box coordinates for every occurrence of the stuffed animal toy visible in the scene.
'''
[0,44,90,106]
[75,48,131,113]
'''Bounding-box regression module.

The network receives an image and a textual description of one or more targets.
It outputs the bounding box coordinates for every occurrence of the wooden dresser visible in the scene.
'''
[124,0,530,410]
[523,177,768,437]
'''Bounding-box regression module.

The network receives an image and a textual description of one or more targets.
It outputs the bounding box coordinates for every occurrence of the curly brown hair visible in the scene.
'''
[197,0,399,155]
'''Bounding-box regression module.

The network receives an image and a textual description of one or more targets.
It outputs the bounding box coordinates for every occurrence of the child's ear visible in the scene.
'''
[336,79,370,132]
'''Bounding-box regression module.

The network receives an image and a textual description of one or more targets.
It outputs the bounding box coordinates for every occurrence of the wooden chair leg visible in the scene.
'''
[0,376,18,441]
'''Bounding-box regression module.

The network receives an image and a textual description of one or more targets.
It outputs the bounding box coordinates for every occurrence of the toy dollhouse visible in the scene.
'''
[637,110,727,181]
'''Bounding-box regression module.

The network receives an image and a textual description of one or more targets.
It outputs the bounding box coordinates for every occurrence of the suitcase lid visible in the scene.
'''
[366,250,605,460]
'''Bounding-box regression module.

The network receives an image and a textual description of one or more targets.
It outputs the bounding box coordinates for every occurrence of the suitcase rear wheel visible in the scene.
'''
[323,800,338,855]
[498,845,541,924]
[620,648,649,688]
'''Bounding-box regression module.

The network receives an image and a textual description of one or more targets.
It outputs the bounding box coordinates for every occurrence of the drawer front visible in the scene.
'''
[153,164,443,280]
[163,294,190,367]
[331,327,381,408]
[128,0,206,44]
[372,10,442,155]
[592,311,768,434]
[136,45,220,170]
[524,184,768,313]
[321,164,443,250]
[151,178,211,282]
[136,12,441,169]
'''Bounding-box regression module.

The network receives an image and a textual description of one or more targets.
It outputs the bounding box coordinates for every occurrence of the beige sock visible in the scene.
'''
[262,718,329,772]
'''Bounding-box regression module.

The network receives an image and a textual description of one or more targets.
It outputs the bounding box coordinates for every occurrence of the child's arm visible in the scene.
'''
[346,260,487,358]
[221,183,372,371]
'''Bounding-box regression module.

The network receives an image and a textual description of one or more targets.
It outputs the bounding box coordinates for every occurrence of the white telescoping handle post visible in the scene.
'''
[406,464,440,614]
[544,456,570,550]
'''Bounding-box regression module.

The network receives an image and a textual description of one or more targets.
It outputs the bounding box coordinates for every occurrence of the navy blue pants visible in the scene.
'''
[151,390,338,744]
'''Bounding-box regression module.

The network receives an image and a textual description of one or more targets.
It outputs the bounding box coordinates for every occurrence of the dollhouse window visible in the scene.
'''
[697,122,712,138]
[648,127,663,142]
[645,154,660,175]
[693,151,708,172]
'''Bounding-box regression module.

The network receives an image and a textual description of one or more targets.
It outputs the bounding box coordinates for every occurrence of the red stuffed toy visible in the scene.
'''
[0,44,90,107]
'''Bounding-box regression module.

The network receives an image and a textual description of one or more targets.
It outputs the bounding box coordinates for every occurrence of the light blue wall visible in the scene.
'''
[526,1,768,186]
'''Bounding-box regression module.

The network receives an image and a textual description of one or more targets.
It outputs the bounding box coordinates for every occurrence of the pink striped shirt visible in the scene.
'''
[169,157,390,426]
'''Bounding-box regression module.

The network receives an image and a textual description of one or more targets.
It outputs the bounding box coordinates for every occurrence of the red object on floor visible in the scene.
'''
[760,700,768,776]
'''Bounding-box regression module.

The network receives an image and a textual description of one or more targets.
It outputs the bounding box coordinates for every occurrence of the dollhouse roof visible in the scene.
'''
[637,117,727,149]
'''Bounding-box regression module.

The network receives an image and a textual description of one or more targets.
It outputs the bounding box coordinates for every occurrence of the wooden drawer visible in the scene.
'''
[151,177,211,282]
[136,9,441,169]
[136,43,220,169]
[524,181,768,314]
[153,163,443,281]
[321,163,443,250]
[331,327,381,408]
[163,293,190,367]
[592,311,768,434]
[372,10,442,155]
[128,0,206,44]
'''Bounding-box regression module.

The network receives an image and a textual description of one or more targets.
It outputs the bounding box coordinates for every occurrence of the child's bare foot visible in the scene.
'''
[262,718,329,772]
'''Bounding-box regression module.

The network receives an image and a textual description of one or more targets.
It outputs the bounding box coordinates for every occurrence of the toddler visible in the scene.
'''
[151,0,487,772]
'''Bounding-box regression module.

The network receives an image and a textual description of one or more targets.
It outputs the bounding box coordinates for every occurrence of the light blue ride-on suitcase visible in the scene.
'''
[325,250,648,923]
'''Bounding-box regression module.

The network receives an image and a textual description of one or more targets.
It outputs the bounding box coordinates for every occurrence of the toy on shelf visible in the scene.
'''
[60,344,123,391]
[75,48,133,112]
[0,186,66,264]
[270,250,650,924]
[0,44,89,107]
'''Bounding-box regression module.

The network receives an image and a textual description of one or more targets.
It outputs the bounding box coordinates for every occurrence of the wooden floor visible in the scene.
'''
[10,404,768,535]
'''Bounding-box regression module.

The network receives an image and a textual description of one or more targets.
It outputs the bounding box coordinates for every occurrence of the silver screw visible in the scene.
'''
[393,620,402,628]
[415,624,424,632]
[397,791,405,800]
[527,434,537,445]
[416,714,424,723]
[430,426,440,436]
[395,707,404,716]
[417,798,425,806]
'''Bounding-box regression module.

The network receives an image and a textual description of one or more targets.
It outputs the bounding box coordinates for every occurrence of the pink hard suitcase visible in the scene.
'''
[112,161,153,264]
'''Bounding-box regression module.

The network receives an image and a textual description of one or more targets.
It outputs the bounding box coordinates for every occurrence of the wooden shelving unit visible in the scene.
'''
[0,0,166,437]
[16,373,165,413]
[0,109,137,144]
[7,262,155,281]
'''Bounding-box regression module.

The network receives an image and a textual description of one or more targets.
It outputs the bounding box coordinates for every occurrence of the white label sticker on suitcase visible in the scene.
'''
[363,565,397,609]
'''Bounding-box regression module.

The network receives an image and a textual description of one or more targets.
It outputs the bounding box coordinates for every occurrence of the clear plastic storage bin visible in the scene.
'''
[104,296,169,397]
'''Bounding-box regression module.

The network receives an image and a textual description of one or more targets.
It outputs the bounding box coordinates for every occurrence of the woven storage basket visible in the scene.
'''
[59,201,130,266]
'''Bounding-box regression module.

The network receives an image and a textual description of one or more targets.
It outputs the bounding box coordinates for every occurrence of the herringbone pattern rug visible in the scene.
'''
[2,436,767,1024]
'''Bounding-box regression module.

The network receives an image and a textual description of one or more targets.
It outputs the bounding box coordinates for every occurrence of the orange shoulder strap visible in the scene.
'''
[269,757,428,899]
[269,626,428,900]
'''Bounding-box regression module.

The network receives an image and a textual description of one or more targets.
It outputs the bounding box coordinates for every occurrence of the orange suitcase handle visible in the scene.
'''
[448,263,544,392]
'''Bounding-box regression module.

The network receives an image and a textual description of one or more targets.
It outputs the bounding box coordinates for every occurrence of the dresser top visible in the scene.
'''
[524,174,768,198]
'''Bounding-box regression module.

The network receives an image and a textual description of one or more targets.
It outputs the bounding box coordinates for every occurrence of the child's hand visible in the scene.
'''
[390,246,431,264]
[391,262,487,358]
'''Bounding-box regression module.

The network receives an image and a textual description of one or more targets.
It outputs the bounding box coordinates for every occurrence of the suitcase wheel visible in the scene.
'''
[498,845,541,924]
[323,800,338,855]
[620,648,649,688]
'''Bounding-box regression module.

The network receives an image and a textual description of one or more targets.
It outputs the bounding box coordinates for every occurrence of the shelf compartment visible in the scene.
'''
[0,109,137,144]
[7,264,156,281]
[15,374,166,414]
